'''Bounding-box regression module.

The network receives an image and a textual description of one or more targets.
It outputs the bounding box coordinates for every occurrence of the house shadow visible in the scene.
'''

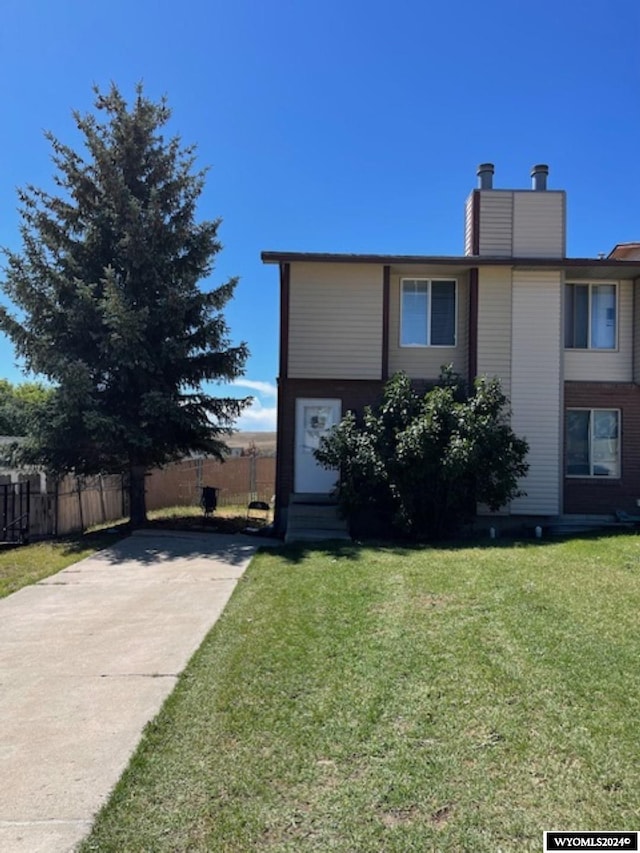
[270,526,639,564]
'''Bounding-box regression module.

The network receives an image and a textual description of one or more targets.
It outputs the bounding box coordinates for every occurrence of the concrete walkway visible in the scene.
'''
[0,529,274,853]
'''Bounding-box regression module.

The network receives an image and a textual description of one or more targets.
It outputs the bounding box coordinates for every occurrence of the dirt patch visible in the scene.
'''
[379,804,420,828]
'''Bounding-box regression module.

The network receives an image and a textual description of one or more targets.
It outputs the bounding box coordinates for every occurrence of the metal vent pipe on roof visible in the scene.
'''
[477,163,495,189]
[531,164,549,191]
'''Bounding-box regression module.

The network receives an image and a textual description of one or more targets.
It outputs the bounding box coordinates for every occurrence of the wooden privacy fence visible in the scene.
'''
[55,474,126,535]
[145,456,276,511]
[0,473,126,539]
[1,455,276,539]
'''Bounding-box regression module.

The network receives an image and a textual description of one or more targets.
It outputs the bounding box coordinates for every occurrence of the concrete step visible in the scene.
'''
[287,506,345,526]
[289,493,338,506]
[287,519,349,534]
[285,496,350,544]
[543,514,619,536]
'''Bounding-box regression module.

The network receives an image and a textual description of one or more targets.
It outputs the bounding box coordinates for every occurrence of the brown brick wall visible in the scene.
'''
[276,378,385,519]
[276,379,640,521]
[564,382,640,514]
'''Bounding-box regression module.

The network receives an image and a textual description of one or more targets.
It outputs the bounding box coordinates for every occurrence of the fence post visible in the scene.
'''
[76,476,84,532]
[99,474,107,523]
[53,478,59,537]
[121,473,126,519]
[196,457,203,500]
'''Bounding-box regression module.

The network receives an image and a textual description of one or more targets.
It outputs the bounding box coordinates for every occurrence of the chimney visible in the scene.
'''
[477,163,495,190]
[531,164,549,191]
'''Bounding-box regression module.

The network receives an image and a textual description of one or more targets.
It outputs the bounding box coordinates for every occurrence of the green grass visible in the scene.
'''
[0,530,125,599]
[86,505,268,536]
[145,503,270,534]
[80,532,640,852]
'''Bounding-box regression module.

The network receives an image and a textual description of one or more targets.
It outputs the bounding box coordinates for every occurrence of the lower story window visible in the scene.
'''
[566,409,620,477]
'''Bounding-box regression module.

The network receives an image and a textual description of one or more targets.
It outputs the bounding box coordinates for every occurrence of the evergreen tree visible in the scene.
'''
[0,84,249,525]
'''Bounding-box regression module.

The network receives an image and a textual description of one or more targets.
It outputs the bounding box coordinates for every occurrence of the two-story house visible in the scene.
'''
[262,164,640,535]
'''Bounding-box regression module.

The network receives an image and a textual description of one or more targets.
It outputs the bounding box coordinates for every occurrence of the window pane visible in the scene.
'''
[430,281,455,346]
[591,285,616,349]
[401,280,428,346]
[564,284,574,347]
[566,410,590,475]
[574,286,589,348]
[592,410,619,476]
[565,284,589,348]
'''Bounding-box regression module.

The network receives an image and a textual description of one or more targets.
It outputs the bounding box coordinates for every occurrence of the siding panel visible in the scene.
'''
[476,267,512,398]
[510,270,562,514]
[478,192,513,257]
[288,263,383,379]
[512,191,565,258]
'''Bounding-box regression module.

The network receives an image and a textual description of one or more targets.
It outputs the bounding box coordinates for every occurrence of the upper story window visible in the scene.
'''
[564,282,617,350]
[401,278,456,347]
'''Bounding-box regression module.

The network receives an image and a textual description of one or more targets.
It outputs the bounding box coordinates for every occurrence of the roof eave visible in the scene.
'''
[261,250,640,277]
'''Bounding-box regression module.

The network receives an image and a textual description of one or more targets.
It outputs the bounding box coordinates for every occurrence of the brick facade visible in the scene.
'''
[276,378,640,523]
[563,382,640,514]
[275,378,385,523]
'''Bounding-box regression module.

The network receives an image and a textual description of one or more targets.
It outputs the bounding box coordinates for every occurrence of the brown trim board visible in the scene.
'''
[279,263,290,380]
[382,265,390,381]
[274,262,290,531]
[468,267,478,381]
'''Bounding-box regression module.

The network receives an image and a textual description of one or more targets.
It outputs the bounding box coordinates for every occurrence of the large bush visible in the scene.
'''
[314,369,529,540]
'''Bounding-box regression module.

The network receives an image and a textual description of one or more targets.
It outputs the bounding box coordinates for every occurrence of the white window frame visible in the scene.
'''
[564,281,618,351]
[565,407,621,479]
[399,277,457,348]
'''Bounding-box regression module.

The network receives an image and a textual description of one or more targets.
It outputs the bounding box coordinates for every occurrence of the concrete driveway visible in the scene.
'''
[0,529,274,853]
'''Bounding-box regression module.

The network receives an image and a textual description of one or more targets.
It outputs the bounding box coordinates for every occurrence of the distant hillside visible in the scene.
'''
[227,431,276,456]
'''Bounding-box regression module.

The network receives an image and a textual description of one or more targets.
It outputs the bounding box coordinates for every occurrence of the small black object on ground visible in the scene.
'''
[200,486,219,518]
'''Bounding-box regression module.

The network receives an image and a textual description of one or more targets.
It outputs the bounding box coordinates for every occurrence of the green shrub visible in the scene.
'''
[315,369,529,539]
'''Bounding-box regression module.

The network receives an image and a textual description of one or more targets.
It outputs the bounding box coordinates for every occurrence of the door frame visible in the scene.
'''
[294,398,342,493]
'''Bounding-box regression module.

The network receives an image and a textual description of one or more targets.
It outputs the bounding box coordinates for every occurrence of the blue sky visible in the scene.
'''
[1,0,638,430]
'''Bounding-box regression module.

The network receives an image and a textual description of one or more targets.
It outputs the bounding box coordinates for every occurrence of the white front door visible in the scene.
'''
[294,398,341,493]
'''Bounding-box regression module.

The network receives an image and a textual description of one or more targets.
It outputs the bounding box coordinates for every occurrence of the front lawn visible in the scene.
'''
[81,533,640,852]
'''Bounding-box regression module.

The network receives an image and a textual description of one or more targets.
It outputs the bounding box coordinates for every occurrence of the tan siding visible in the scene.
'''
[464,193,474,255]
[288,263,383,379]
[388,272,469,380]
[564,280,633,382]
[510,270,562,515]
[476,267,512,398]
[512,191,566,258]
[478,192,513,256]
